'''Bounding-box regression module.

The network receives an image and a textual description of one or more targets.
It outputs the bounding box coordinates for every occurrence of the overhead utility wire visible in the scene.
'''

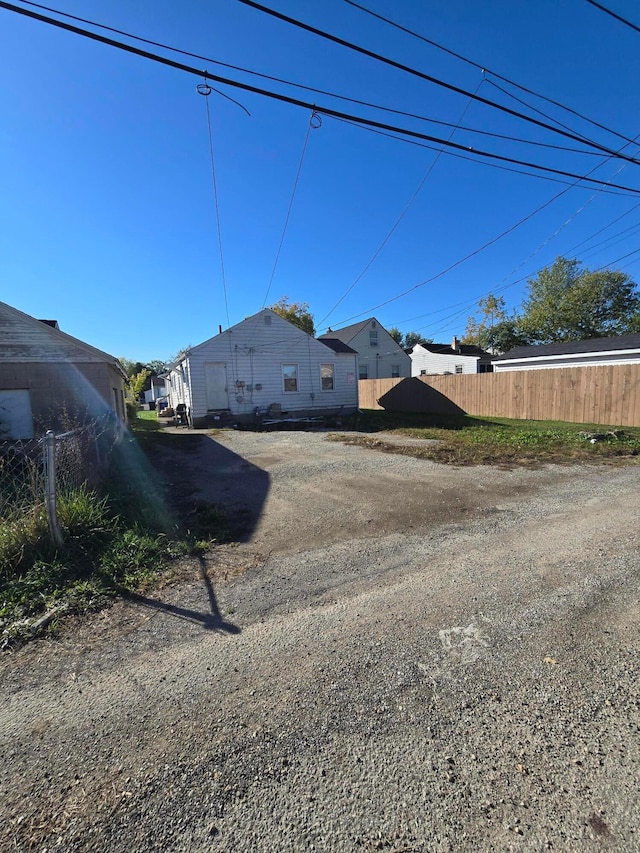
[483,78,595,141]
[345,0,637,148]
[392,162,640,335]
[235,0,640,165]
[332,118,633,196]
[583,0,640,34]
[324,131,640,331]
[14,0,604,157]
[199,84,231,328]
[318,79,486,327]
[262,110,320,308]
[2,1,638,195]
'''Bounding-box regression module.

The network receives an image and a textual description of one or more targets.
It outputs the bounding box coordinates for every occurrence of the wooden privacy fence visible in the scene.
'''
[358,363,640,427]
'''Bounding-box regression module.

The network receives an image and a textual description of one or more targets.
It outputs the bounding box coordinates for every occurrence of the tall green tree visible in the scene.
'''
[388,326,403,345]
[464,294,527,353]
[463,295,507,344]
[403,331,425,348]
[520,257,639,343]
[128,368,151,402]
[270,297,315,336]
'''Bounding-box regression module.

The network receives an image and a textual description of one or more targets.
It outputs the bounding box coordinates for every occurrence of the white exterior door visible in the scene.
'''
[0,389,34,438]
[205,362,229,410]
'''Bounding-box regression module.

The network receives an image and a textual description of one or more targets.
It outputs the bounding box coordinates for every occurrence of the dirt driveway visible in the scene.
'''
[1,430,639,852]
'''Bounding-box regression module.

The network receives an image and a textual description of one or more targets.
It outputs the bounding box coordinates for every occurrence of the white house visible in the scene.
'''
[492,333,640,371]
[409,337,493,376]
[143,375,167,404]
[318,318,411,380]
[166,308,358,426]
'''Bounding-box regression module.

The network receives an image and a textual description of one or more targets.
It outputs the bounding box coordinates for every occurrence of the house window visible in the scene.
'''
[359,364,369,380]
[321,363,335,391]
[478,363,493,373]
[391,364,400,378]
[420,369,427,376]
[455,365,463,374]
[369,330,378,347]
[282,364,298,392]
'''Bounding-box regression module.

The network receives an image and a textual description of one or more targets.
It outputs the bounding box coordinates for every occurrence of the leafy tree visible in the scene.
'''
[520,257,639,343]
[479,319,529,353]
[270,297,315,336]
[119,357,146,379]
[463,295,508,346]
[403,331,426,348]
[146,359,167,376]
[388,326,403,345]
[128,368,151,402]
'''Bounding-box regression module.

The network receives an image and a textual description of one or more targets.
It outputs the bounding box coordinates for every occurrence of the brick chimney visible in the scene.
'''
[452,335,460,352]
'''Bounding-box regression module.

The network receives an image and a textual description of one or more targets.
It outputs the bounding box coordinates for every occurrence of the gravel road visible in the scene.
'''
[1,430,639,852]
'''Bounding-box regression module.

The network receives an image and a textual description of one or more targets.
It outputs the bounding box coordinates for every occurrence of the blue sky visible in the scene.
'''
[2,0,640,363]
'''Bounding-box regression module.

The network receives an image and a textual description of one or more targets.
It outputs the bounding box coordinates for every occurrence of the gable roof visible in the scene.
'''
[410,342,492,358]
[494,333,640,361]
[0,300,126,377]
[178,308,345,363]
[318,318,372,345]
[318,337,358,354]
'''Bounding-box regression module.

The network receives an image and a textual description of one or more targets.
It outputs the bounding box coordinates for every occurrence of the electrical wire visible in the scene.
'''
[262,110,320,308]
[330,117,636,196]
[318,121,640,333]
[318,78,486,328]
[345,0,637,147]
[234,0,640,165]
[9,0,613,158]
[2,1,639,194]
[199,83,231,330]
[583,0,640,35]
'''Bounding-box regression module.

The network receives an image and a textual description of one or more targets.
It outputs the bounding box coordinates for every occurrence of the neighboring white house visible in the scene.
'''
[409,337,493,376]
[165,308,359,426]
[492,333,640,372]
[143,375,167,404]
[318,318,411,380]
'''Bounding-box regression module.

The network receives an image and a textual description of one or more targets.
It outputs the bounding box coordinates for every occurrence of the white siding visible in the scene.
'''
[493,349,640,372]
[167,309,358,420]
[349,320,411,379]
[410,344,479,376]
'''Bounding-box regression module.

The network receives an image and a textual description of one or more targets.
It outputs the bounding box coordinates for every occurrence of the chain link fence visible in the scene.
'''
[0,417,120,546]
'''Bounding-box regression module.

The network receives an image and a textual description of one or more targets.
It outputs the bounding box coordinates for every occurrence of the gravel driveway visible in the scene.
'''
[1,430,639,852]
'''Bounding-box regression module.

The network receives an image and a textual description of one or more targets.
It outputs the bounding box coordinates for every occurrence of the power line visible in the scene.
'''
[199,84,231,329]
[262,110,320,308]
[320,129,640,332]
[2,1,639,194]
[9,0,611,158]
[345,0,637,147]
[331,117,635,196]
[234,0,640,165]
[583,0,640,35]
[318,79,486,327]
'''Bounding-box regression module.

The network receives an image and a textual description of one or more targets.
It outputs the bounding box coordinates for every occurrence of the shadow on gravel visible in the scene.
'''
[142,430,270,543]
[124,561,241,634]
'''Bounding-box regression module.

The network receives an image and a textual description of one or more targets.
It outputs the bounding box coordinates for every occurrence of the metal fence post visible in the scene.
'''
[44,430,64,548]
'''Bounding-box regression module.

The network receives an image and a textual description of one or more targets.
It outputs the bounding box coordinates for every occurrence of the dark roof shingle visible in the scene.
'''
[494,333,640,361]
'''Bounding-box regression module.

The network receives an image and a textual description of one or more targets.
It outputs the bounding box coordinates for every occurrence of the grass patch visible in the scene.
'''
[0,419,233,647]
[330,411,640,466]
